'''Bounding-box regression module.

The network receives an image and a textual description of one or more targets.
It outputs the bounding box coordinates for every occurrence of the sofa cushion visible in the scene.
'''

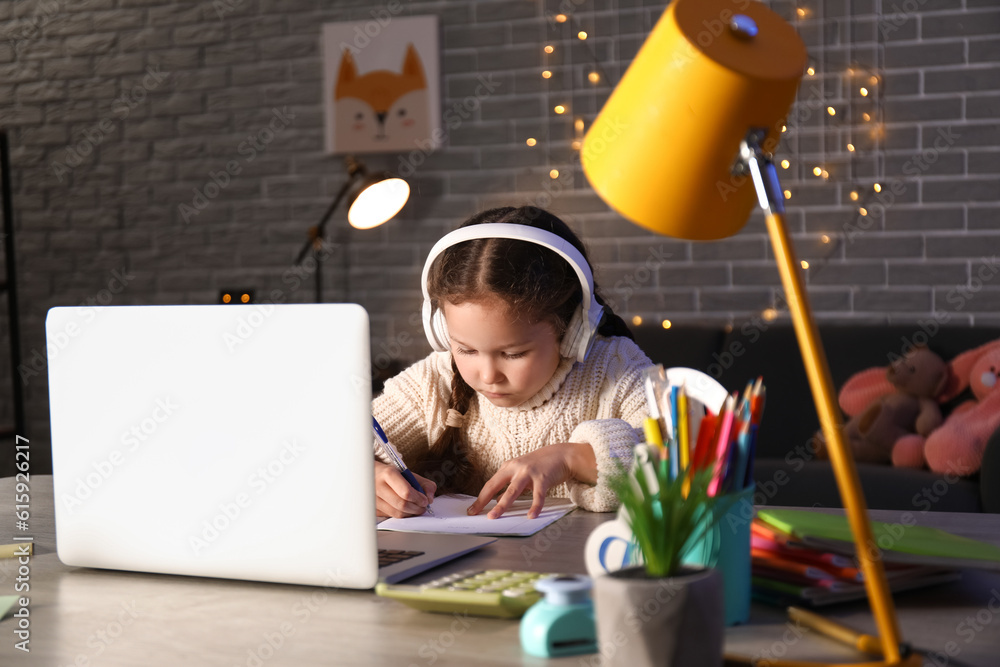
[753,459,982,512]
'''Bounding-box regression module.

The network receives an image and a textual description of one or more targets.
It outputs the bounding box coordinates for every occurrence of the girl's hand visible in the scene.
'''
[374,461,437,518]
[467,442,596,520]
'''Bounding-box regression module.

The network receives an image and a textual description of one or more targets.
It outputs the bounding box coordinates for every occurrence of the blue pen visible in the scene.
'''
[372,416,435,516]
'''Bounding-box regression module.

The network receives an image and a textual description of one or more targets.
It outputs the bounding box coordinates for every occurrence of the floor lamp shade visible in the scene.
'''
[581,0,807,240]
[348,175,410,230]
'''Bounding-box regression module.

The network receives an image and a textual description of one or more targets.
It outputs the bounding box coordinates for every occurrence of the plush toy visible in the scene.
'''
[895,340,1000,476]
[813,346,949,465]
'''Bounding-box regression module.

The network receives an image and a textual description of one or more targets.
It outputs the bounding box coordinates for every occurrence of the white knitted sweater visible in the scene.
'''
[373,336,652,511]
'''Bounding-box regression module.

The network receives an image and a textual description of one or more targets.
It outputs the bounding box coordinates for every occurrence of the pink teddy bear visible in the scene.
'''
[893,340,1000,476]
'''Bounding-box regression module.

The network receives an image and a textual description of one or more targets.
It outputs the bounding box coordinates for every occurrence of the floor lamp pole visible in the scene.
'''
[295,175,356,304]
[737,134,919,667]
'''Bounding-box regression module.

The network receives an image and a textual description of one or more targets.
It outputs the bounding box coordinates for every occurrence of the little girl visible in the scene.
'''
[373,206,653,519]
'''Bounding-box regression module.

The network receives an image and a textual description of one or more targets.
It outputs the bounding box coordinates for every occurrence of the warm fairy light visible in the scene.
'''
[222,293,232,303]
[241,293,250,303]
[780,159,790,169]
[813,166,823,176]
[869,75,878,85]
[807,66,816,76]
[574,117,585,132]
[847,143,855,152]
[827,106,836,116]
[821,234,831,243]
[544,45,554,54]
[860,87,869,97]
[542,70,552,79]
[796,7,807,18]
[800,260,810,269]
[526,138,536,147]
[661,319,672,329]
[859,207,868,216]
[873,183,882,193]
[762,308,778,321]
[850,191,859,201]
[783,189,792,199]
[632,315,643,326]
[588,71,600,83]
[821,170,829,179]
[578,31,588,40]
[554,104,566,114]
[847,67,855,76]
[862,112,871,121]
[571,140,581,150]
[781,125,787,132]
[549,169,559,179]
[555,13,567,22]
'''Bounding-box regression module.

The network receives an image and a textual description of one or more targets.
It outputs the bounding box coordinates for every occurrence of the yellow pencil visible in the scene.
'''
[643,417,664,450]
[677,386,690,472]
[787,606,884,656]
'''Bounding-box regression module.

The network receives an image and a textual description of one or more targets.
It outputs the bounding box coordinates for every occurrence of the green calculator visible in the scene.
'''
[375,569,561,618]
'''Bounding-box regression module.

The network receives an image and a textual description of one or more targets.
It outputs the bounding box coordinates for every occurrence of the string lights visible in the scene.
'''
[536,5,617,172]
[774,1,886,294]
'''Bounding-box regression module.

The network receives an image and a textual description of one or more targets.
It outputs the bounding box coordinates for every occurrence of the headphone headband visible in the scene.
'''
[420,223,604,362]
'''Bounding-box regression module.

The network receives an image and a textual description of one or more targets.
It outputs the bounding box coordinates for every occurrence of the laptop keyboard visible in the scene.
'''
[379,549,425,568]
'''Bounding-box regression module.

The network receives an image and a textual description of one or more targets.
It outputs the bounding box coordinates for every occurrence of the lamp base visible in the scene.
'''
[723,652,926,667]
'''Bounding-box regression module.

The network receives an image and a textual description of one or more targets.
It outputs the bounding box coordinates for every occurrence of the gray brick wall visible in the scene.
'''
[1,0,999,466]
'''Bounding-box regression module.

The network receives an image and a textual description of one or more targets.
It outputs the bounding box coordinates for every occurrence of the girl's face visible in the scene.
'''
[442,299,562,408]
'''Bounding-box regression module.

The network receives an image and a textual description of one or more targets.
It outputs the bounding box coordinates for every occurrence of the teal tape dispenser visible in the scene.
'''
[519,575,597,658]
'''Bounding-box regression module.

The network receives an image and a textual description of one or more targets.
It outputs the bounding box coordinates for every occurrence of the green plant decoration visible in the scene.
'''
[608,448,735,578]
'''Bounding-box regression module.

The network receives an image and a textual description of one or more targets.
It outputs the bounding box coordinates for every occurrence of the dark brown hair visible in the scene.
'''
[413,206,633,494]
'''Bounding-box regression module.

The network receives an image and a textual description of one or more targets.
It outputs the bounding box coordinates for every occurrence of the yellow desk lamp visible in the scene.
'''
[581,1,920,665]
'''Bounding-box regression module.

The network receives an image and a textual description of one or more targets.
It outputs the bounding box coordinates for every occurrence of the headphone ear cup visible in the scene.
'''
[559,305,587,361]
[560,303,605,362]
[422,300,450,352]
[431,307,450,351]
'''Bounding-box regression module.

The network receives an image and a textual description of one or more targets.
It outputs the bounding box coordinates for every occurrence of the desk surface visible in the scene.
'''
[2,476,999,666]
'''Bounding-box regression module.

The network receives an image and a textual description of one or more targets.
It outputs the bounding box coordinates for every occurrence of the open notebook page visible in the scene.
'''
[377,494,575,537]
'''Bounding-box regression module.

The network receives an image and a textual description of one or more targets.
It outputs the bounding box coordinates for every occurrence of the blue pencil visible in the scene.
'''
[669,385,680,481]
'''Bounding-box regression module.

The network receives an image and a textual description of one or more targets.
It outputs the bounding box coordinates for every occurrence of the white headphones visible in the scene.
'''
[420,223,604,362]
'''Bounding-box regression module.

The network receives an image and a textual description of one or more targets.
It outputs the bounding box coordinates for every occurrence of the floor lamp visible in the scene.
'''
[295,155,410,303]
[581,1,920,665]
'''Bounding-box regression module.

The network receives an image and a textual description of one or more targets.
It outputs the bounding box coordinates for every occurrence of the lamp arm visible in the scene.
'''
[741,135,907,665]
[294,174,357,266]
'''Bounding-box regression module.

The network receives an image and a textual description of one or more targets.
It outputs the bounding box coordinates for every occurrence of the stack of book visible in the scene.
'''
[749,515,961,607]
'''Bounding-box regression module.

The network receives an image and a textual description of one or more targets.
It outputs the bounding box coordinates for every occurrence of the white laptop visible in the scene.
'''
[46,304,493,588]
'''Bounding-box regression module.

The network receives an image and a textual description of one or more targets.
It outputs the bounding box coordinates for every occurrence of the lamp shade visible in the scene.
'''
[581,0,807,240]
[347,173,410,230]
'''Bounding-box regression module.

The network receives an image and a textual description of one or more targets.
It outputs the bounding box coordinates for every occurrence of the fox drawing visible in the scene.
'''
[333,44,431,153]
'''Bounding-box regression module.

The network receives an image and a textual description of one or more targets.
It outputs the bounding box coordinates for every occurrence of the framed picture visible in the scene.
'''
[321,15,440,155]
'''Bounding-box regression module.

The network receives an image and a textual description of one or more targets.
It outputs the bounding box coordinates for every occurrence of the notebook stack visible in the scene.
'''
[749,516,960,607]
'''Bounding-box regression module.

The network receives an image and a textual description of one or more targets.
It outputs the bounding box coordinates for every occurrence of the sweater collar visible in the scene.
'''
[507,354,577,411]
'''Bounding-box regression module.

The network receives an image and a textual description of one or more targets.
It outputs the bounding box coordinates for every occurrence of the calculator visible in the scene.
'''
[375,569,561,618]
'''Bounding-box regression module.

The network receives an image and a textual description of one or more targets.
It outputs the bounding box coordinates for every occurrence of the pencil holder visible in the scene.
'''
[683,483,755,626]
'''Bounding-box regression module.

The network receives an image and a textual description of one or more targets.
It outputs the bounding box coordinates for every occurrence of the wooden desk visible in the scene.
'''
[2,476,999,666]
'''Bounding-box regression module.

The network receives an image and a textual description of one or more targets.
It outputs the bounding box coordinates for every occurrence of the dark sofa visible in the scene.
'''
[632,321,1000,513]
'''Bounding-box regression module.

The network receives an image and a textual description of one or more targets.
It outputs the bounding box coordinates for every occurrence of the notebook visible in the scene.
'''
[756,508,1000,572]
[46,304,494,588]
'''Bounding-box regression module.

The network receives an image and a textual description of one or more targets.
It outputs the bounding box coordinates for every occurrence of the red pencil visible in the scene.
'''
[707,394,737,496]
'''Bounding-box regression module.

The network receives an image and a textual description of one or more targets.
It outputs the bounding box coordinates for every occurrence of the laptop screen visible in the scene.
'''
[47,304,381,588]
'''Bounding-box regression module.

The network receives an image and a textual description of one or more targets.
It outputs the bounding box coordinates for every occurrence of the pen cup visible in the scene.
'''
[682,483,755,626]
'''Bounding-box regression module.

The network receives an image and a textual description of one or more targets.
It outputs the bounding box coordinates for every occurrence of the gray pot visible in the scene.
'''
[592,565,724,667]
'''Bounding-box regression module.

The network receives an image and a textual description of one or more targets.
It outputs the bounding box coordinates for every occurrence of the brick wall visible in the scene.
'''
[1,0,999,470]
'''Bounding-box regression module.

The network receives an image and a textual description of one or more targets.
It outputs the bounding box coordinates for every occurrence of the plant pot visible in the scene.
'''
[592,565,724,667]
